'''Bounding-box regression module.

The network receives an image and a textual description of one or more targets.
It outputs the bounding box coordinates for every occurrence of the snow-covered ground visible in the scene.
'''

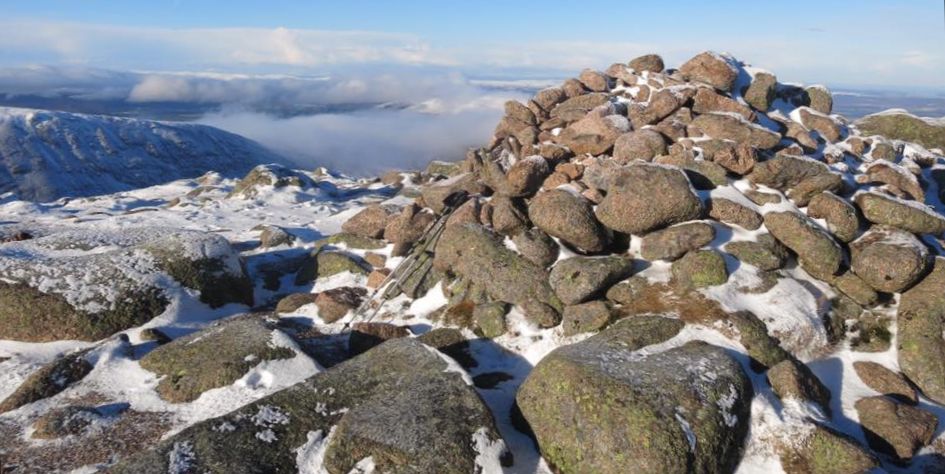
[1,159,942,473]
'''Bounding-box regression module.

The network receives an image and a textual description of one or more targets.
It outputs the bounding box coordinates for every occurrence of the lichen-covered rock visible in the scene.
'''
[743,71,777,112]
[595,163,704,234]
[490,196,530,236]
[275,292,318,313]
[854,396,937,461]
[258,225,295,248]
[528,188,610,252]
[434,223,562,326]
[341,204,400,239]
[807,192,860,243]
[862,161,925,202]
[786,172,843,207]
[0,349,92,413]
[315,287,367,323]
[557,110,630,156]
[688,112,781,149]
[629,53,664,73]
[850,226,929,293]
[612,129,667,163]
[473,302,508,338]
[853,361,917,404]
[778,424,878,474]
[805,85,833,115]
[561,300,612,336]
[692,87,755,120]
[228,164,312,198]
[679,51,738,92]
[348,322,410,356]
[316,251,369,278]
[799,108,843,142]
[640,221,715,261]
[140,315,300,403]
[747,154,832,191]
[764,211,842,280]
[707,198,762,230]
[671,249,728,289]
[420,172,488,214]
[724,234,788,271]
[0,228,252,342]
[504,155,551,196]
[654,153,729,189]
[517,318,751,474]
[384,203,435,244]
[312,233,386,252]
[766,359,831,414]
[897,257,945,404]
[856,111,945,151]
[112,338,508,474]
[855,191,945,235]
[549,256,633,305]
[511,227,559,268]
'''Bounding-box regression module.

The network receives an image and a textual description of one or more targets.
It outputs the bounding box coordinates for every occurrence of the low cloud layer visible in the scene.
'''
[199,94,522,176]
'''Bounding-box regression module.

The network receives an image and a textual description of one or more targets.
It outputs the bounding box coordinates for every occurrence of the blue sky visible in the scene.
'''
[1,0,943,89]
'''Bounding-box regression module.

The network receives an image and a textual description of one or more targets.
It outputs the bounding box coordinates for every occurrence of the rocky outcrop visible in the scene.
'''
[0,228,252,342]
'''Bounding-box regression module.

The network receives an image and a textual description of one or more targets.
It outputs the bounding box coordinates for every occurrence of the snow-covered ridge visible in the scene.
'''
[0,107,290,202]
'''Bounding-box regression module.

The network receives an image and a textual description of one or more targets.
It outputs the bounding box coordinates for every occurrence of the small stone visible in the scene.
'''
[853,361,917,404]
[561,300,611,336]
[725,234,788,271]
[628,54,664,73]
[707,198,762,230]
[549,256,633,305]
[743,71,777,112]
[767,359,831,414]
[275,293,318,313]
[807,192,860,243]
[316,287,367,323]
[139,327,172,344]
[671,249,728,290]
[850,226,929,293]
[855,396,937,460]
[764,211,842,280]
[366,268,392,289]
[473,302,508,338]
[640,221,715,261]
[363,252,387,268]
[348,322,410,356]
[512,228,560,268]
[679,51,738,91]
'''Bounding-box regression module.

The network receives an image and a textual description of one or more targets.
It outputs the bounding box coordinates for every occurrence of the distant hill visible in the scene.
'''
[0,107,289,201]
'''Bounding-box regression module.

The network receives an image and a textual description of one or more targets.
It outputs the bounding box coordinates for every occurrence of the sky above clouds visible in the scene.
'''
[1,1,943,175]
[1,0,943,88]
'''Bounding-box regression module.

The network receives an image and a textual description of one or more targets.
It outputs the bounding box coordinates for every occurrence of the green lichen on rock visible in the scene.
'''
[0,228,252,342]
[313,232,387,251]
[671,249,728,289]
[112,338,507,473]
[140,315,296,403]
[434,223,562,326]
[856,111,945,151]
[517,317,751,474]
[0,349,93,413]
[779,425,877,474]
[854,191,945,235]
[897,257,945,404]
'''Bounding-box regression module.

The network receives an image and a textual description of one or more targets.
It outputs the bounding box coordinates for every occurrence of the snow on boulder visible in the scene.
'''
[0,227,252,342]
[111,338,508,473]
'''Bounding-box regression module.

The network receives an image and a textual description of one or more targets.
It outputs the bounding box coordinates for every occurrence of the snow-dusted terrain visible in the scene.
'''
[0,107,289,201]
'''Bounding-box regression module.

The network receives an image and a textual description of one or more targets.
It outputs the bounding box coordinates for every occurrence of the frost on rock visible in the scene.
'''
[167,441,197,474]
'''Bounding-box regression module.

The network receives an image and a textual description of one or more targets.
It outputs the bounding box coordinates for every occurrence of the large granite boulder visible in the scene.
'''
[595,163,704,235]
[517,316,752,474]
[112,338,508,473]
[0,228,252,342]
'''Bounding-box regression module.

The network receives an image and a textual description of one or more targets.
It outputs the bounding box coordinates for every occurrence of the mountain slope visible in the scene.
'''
[0,107,289,201]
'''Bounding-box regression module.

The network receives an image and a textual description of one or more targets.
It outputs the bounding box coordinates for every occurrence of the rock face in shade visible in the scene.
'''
[897,257,945,405]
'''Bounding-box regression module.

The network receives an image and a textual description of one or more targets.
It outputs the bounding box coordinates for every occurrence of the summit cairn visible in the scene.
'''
[340,50,945,472]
